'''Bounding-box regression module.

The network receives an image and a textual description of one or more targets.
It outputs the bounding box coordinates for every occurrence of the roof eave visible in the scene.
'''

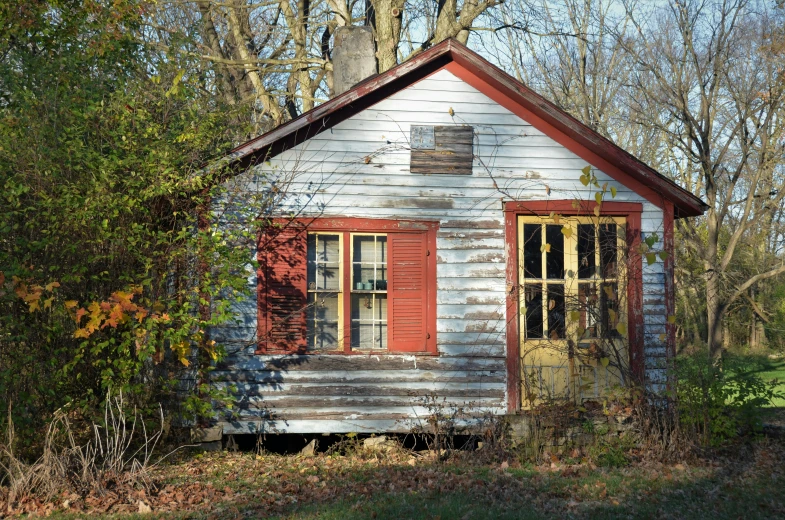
[220,38,707,219]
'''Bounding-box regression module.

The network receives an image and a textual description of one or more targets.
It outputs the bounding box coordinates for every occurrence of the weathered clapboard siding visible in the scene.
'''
[212,68,670,432]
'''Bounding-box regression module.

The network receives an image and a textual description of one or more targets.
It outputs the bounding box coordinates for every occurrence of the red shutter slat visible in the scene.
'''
[258,224,308,353]
[388,232,429,352]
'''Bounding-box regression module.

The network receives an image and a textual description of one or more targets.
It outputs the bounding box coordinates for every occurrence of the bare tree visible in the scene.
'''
[141,0,505,133]
[618,0,785,359]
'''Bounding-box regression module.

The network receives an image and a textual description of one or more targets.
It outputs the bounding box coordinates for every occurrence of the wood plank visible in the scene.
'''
[220,416,501,434]
[217,383,505,398]
[437,344,505,358]
[227,404,507,419]
[210,369,505,384]
[436,290,505,306]
[216,354,506,372]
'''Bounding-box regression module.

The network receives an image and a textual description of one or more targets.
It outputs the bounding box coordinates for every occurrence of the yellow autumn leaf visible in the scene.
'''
[594,192,603,205]
[600,357,610,368]
[582,165,591,175]
[593,206,601,217]
[610,186,617,198]
[667,315,677,324]
[540,243,551,253]
[659,333,667,341]
[45,281,60,292]
[65,300,79,309]
[561,226,572,238]
[74,328,90,339]
[569,310,580,322]
[616,322,627,335]
[646,253,657,265]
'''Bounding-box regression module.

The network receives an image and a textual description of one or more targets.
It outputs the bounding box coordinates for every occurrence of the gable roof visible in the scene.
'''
[224,39,707,218]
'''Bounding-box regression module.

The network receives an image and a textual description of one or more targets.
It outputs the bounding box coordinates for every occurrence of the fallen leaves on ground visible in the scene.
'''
[2,441,785,518]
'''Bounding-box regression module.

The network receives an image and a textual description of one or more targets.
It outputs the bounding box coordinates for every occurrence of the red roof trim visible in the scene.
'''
[223,39,706,218]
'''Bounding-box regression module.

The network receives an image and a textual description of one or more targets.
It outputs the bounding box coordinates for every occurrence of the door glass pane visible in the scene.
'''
[599,224,618,278]
[577,224,596,279]
[601,282,620,337]
[545,224,565,279]
[523,224,542,279]
[578,283,598,338]
[546,284,565,339]
[524,284,544,339]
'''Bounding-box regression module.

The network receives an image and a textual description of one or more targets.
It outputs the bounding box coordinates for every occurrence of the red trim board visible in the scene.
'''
[503,201,646,412]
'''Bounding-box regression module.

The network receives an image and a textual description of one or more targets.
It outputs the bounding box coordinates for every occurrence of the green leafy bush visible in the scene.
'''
[0,0,258,449]
[676,354,782,446]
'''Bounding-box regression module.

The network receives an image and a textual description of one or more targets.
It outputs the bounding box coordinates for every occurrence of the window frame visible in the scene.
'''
[256,218,439,355]
[503,201,644,412]
[518,215,627,343]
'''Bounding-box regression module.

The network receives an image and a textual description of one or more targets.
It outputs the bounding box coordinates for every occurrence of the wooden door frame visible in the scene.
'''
[504,200,645,412]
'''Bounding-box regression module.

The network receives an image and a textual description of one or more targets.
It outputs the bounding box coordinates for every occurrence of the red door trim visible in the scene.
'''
[503,201,646,412]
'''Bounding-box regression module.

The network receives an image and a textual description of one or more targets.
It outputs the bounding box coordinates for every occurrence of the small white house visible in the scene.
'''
[208,34,706,435]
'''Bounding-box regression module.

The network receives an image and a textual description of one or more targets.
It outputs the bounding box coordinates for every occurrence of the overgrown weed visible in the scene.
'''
[0,392,166,514]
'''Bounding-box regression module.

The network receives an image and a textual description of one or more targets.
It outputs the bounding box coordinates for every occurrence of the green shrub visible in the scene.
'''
[588,434,634,467]
[675,353,782,446]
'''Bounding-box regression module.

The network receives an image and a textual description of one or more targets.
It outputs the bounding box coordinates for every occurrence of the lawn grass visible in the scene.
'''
[33,441,785,520]
[722,352,785,407]
[757,357,785,407]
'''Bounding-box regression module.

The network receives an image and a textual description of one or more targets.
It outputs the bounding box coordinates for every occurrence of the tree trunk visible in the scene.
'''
[705,206,724,361]
[370,0,404,72]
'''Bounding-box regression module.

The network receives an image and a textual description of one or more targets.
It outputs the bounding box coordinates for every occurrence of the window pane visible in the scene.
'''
[307,234,317,287]
[316,266,340,290]
[318,234,340,262]
[308,234,340,290]
[599,224,618,278]
[577,224,596,279]
[353,265,376,289]
[375,236,387,264]
[523,224,542,279]
[352,235,387,290]
[547,284,565,339]
[306,293,339,350]
[350,294,387,349]
[353,235,375,263]
[545,225,565,279]
[524,284,544,339]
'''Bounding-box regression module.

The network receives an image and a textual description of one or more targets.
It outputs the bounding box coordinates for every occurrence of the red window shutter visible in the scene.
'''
[388,232,429,352]
[258,225,308,353]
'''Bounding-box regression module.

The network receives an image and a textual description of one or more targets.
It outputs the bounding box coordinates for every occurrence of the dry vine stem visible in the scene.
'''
[0,392,165,509]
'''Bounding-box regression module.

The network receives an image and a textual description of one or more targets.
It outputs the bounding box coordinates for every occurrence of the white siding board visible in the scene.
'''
[212,68,673,431]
